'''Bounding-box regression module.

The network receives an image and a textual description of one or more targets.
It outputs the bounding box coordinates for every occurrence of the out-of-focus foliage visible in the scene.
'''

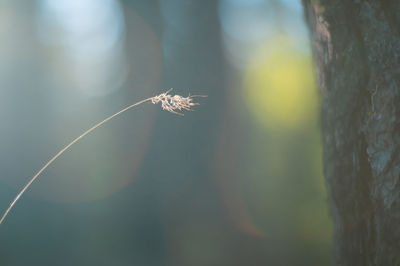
[0,0,332,265]
[217,0,332,264]
[244,36,317,129]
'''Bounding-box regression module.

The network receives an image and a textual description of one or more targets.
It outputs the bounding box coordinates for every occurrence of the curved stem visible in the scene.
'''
[0,97,152,225]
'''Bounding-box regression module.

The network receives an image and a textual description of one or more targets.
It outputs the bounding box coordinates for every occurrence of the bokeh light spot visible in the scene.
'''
[243,36,317,130]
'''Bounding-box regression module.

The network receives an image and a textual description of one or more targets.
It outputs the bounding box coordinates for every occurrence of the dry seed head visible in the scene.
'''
[0,89,207,226]
[151,89,206,115]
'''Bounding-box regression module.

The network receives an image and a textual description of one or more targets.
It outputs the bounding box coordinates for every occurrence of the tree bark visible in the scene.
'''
[302,0,400,265]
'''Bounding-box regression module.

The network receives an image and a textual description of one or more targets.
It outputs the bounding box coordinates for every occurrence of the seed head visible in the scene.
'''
[151,89,206,116]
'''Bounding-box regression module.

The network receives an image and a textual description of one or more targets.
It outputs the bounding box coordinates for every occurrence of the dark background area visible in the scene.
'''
[0,1,332,265]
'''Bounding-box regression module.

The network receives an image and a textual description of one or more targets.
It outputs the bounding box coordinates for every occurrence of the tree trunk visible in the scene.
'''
[302,0,400,265]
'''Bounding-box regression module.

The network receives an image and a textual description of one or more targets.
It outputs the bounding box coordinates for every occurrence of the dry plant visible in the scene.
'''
[0,89,206,226]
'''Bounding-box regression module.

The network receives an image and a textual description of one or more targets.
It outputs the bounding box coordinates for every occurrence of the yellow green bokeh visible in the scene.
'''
[243,36,318,130]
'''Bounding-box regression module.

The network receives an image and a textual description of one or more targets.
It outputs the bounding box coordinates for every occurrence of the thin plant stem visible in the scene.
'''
[0,89,205,226]
[0,97,152,225]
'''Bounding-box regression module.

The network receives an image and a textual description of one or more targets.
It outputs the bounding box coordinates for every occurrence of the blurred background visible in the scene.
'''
[0,0,332,265]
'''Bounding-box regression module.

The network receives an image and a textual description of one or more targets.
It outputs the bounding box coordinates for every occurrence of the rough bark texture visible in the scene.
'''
[302,0,400,265]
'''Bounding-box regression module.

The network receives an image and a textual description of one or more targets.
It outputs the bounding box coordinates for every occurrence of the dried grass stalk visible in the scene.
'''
[0,90,206,226]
